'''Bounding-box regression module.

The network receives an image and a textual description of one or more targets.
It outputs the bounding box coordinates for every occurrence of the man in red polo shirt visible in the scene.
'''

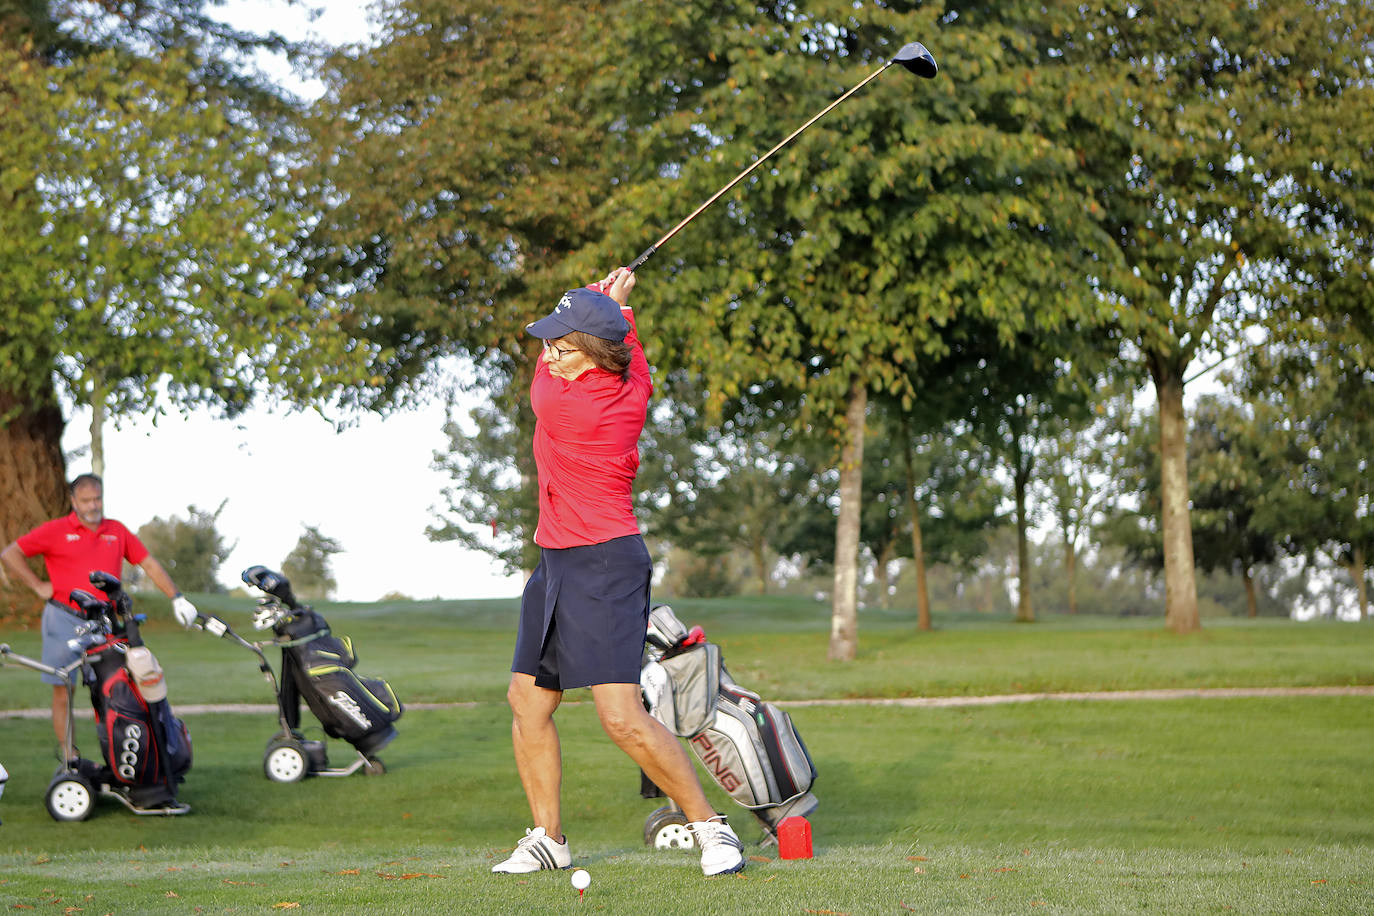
[1,473,198,747]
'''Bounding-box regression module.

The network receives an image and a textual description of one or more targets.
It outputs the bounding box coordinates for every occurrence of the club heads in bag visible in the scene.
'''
[241,565,298,609]
[68,588,113,621]
[88,569,123,597]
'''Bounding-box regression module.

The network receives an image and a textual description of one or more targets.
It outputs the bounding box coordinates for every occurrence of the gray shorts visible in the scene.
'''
[40,601,87,685]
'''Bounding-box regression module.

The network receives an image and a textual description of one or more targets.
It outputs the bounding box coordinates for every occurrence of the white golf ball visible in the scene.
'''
[570,868,591,890]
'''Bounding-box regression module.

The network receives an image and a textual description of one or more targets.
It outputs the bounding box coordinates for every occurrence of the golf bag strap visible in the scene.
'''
[270,629,330,650]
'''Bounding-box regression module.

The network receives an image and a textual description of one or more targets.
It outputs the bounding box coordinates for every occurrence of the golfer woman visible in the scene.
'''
[491,267,745,878]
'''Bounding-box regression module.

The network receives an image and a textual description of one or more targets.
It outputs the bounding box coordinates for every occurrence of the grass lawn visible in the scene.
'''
[2,596,1372,912]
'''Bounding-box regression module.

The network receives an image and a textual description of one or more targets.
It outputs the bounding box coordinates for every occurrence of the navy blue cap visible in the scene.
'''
[526,288,630,342]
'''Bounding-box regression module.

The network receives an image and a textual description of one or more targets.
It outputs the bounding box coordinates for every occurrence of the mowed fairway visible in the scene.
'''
[2,596,1372,914]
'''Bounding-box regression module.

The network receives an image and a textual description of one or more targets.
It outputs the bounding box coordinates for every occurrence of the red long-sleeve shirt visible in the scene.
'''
[530,305,652,548]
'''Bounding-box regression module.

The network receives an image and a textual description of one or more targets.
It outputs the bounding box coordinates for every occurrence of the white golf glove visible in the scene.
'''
[172,594,198,628]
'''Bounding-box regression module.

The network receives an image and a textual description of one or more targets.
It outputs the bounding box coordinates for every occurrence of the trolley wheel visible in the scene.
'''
[644,805,694,849]
[263,736,309,783]
[46,773,95,822]
[363,757,386,776]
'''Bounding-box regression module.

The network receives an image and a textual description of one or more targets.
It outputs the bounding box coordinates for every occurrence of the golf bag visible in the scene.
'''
[274,608,402,757]
[244,567,402,761]
[74,575,192,810]
[640,605,818,836]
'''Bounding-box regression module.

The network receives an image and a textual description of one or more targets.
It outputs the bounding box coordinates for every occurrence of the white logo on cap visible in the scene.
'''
[556,294,572,313]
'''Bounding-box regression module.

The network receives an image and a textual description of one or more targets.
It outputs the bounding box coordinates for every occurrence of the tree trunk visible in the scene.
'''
[1348,545,1368,622]
[1152,364,1201,633]
[1013,444,1034,623]
[877,539,894,610]
[900,416,932,632]
[1064,537,1078,615]
[829,379,867,662]
[1242,566,1258,618]
[752,530,768,596]
[0,381,69,621]
[89,388,106,478]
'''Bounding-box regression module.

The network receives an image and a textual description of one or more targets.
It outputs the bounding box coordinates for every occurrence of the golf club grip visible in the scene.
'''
[627,245,657,273]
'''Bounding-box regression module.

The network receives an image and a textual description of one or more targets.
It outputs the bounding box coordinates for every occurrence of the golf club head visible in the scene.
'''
[892,42,938,78]
[242,565,298,608]
[88,569,123,599]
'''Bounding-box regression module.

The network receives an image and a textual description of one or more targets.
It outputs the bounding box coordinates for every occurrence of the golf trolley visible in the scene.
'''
[638,605,818,850]
[193,566,401,782]
[0,571,192,821]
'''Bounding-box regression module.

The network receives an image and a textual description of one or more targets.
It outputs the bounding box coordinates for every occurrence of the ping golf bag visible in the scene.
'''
[244,567,402,763]
[73,572,192,814]
[639,604,817,841]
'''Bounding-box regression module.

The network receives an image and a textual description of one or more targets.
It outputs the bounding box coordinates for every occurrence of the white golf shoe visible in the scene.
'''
[491,827,572,873]
[688,815,746,876]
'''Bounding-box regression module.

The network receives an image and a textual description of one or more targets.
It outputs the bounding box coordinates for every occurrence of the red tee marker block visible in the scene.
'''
[777,816,813,859]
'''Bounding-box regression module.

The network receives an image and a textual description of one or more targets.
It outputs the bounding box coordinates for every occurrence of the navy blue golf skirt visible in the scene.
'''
[512,534,652,691]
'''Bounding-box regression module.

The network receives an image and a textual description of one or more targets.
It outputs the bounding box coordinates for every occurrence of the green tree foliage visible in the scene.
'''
[318,0,645,575]
[135,501,234,594]
[428,394,533,576]
[1104,393,1293,618]
[1185,396,1287,618]
[281,524,343,601]
[649,394,825,596]
[308,0,630,393]
[1051,1,1374,632]
[1036,386,1132,615]
[1235,324,1374,620]
[0,2,399,613]
[594,1,1112,659]
[863,404,1005,625]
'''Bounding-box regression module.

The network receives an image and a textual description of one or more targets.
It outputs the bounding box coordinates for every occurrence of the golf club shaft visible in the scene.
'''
[626,57,899,273]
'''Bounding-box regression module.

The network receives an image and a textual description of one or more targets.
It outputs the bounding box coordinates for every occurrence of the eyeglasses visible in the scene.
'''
[543,341,579,362]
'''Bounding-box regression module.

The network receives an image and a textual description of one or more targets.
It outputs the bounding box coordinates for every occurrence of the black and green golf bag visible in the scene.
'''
[273,608,403,758]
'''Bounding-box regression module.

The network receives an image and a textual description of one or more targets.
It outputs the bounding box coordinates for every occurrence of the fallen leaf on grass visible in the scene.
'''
[1311,879,1327,885]
[271,904,301,910]
[802,910,849,915]
[900,903,918,911]
[375,872,445,880]
[1030,902,1047,907]
[335,870,360,875]
[992,867,1018,873]
[748,855,772,864]
[912,867,926,874]
[959,874,971,879]
[164,892,179,898]
[10,905,35,910]
[907,856,929,861]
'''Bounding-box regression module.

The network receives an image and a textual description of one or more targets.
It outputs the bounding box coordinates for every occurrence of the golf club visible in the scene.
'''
[626,41,938,273]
